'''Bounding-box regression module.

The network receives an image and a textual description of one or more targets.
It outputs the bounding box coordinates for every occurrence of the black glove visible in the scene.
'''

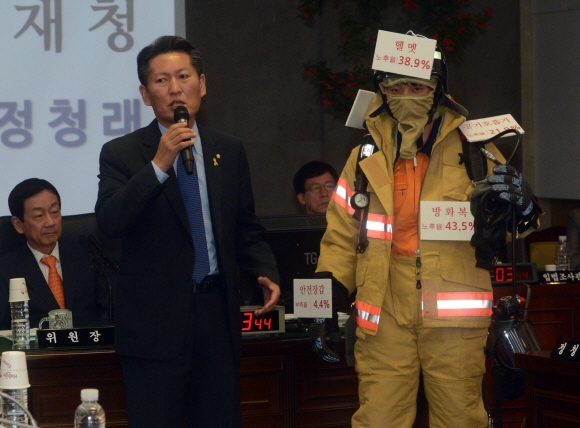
[308,272,352,363]
[471,180,511,229]
[487,165,533,216]
[314,271,351,313]
[470,216,507,271]
[309,316,341,363]
[470,165,542,270]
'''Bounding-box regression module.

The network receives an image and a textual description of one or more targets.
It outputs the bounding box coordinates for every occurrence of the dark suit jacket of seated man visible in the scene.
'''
[0,178,109,330]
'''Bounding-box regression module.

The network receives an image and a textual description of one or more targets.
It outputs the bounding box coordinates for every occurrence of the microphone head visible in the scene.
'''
[173,106,190,123]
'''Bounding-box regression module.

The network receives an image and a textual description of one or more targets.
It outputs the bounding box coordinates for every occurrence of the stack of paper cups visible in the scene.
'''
[0,351,30,390]
[8,279,30,348]
[8,279,29,304]
[0,351,30,425]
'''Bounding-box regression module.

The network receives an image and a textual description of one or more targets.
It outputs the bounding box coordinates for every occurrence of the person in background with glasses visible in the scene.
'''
[293,161,338,215]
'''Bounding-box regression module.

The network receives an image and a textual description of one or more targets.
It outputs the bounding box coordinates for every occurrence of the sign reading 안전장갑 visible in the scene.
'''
[293,278,332,318]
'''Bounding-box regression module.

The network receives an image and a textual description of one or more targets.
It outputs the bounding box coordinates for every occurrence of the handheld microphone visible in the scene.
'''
[174,106,194,174]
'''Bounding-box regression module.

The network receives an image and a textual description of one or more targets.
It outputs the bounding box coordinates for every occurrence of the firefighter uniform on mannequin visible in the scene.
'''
[316,35,537,427]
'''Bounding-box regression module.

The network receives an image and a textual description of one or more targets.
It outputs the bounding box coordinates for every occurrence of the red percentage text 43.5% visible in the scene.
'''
[445,221,474,231]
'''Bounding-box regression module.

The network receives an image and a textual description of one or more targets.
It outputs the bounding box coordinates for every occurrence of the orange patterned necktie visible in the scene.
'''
[40,255,65,309]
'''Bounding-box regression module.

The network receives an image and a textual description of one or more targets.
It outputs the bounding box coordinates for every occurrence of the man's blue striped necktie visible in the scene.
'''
[176,151,210,283]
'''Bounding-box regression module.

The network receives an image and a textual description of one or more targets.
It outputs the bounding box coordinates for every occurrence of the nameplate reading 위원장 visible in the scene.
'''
[458,114,525,143]
[36,326,114,348]
[294,278,332,319]
[420,201,473,241]
[372,30,436,80]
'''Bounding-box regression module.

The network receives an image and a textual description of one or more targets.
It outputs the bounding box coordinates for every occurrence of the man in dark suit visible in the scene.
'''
[0,178,108,329]
[95,36,280,427]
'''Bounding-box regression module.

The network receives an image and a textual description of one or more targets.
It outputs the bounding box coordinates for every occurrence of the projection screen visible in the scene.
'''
[0,0,185,215]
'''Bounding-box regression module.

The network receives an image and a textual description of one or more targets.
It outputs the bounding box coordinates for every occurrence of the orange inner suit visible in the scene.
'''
[391,152,430,258]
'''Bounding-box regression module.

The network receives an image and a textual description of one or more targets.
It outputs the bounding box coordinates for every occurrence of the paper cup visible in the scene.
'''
[0,351,30,389]
[545,264,556,272]
[8,278,29,302]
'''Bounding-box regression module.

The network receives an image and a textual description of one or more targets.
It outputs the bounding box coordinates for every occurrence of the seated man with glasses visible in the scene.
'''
[293,161,338,215]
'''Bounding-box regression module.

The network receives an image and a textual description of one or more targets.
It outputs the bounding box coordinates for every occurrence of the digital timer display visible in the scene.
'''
[240,306,285,335]
[490,263,538,285]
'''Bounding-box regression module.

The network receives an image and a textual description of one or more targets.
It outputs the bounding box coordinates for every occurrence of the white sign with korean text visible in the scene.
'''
[372,30,436,80]
[345,90,375,129]
[459,114,525,143]
[293,278,332,318]
[420,201,474,241]
[542,270,580,284]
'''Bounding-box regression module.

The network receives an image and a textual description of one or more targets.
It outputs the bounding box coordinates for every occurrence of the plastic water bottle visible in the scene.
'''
[0,388,28,428]
[556,235,570,271]
[10,301,29,347]
[74,389,105,427]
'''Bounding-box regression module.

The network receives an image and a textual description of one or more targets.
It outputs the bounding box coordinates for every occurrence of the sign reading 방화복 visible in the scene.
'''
[459,114,525,143]
[293,278,332,319]
[420,201,474,241]
[372,30,437,80]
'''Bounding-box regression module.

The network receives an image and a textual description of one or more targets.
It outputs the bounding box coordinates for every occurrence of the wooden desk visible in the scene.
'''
[10,280,580,427]
[25,348,126,427]
[15,336,359,428]
[241,336,358,428]
[515,351,580,427]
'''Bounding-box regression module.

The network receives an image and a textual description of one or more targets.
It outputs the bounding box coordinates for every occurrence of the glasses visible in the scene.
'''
[305,183,336,194]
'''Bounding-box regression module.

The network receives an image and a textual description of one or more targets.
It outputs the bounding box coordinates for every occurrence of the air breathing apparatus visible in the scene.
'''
[464,128,541,356]
[466,128,542,428]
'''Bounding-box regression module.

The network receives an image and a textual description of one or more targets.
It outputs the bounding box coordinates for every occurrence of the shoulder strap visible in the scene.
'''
[353,135,378,253]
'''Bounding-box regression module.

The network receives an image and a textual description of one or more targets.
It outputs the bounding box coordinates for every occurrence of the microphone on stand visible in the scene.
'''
[80,235,117,322]
[174,106,194,175]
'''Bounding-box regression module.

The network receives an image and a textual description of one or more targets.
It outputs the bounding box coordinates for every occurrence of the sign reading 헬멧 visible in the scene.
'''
[420,201,474,241]
[293,278,332,318]
[458,114,525,142]
[372,30,437,80]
